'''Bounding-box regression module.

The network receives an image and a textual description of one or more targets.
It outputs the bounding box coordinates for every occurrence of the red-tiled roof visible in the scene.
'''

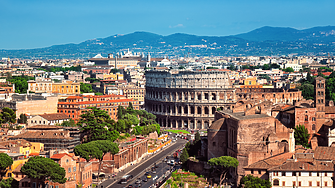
[39,113,69,121]
[29,153,40,156]
[59,98,136,105]
[51,153,72,159]
[325,106,335,114]
[268,160,334,172]
[314,146,335,161]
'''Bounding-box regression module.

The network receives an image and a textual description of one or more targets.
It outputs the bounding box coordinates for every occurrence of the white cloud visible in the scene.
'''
[169,24,185,28]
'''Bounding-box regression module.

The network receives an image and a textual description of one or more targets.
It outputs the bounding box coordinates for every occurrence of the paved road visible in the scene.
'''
[129,153,180,188]
[98,136,187,188]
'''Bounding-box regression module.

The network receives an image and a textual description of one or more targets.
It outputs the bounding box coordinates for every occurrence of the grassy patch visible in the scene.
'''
[166,129,190,134]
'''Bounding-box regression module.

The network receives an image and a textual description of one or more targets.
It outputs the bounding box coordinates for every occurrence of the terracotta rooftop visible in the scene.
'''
[27,125,64,130]
[314,146,335,161]
[244,152,294,170]
[11,131,73,140]
[59,98,136,105]
[268,160,334,172]
[0,139,31,148]
[51,153,72,159]
[29,153,40,156]
[39,113,69,121]
[325,106,335,114]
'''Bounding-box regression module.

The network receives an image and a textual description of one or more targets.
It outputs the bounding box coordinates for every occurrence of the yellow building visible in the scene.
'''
[0,139,44,157]
[118,85,145,104]
[4,154,28,180]
[243,77,258,85]
[52,80,80,94]
[103,73,124,80]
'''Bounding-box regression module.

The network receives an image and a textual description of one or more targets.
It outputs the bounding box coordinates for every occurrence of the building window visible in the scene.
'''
[273,179,279,186]
[282,172,285,176]
[309,181,312,186]
[251,170,254,174]
[317,182,320,186]
[325,172,327,176]
[258,170,261,174]
[292,172,296,176]
[305,115,308,122]
[68,167,71,173]
[73,167,76,172]
[312,124,316,130]
[282,181,285,186]
[309,172,312,176]
[298,172,301,176]
[293,182,296,186]
[317,172,319,176]
[298,181,301,186]
[325,182,328,186]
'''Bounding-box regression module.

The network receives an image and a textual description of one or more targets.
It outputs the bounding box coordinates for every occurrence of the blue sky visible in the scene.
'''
[1,0,335,49]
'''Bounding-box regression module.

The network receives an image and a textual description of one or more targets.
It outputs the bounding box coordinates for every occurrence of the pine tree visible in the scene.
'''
[180,148,189,163]
[195,131,201,143]
[294,124,310,148]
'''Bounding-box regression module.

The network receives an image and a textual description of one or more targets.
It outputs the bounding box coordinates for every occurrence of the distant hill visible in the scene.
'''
[234,26,335,42]
[1,26,335,59]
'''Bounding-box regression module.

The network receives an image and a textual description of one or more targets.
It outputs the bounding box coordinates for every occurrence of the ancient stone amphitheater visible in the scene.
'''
[145,70,236,129]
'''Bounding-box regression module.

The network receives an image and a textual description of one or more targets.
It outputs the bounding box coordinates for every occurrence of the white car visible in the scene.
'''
[170,160,175,165]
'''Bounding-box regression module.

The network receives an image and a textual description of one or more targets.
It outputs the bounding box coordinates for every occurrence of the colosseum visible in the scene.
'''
[145,70,236,129]
[145,69,303,130]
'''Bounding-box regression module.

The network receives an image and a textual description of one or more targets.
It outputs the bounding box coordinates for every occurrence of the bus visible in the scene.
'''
[120,174,133,184]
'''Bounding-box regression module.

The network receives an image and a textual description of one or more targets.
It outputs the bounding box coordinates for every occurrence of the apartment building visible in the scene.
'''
[57,94,140,121]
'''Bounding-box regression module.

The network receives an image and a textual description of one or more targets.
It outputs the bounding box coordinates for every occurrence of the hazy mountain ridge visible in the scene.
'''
[1,26,335,59]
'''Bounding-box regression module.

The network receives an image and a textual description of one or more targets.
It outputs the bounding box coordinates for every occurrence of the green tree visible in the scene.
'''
[0,153,13,180]
[110,69,120,74]
[0,107,16,127]
[180,148,189,164]
[208,156,239,186]
[229,65,235,71]
[283,67,294,72]
[294,124,310,148]
[92,140,119,178]
[195,131,201,143]
[21,156,66,187]
[0,177,19,188]
[9,75,34,94]
[298,83,314,100]
[262,64,270,70]
[239,175,271,188]
[18,113,27,124]
[77,107,119,142]
[326,77,335,102]
[178,66,185,69]
[306,73,313,83]
[60,119,76,127]
[117,106,127,119]
[74,142,102,162]
[80,83,95,93]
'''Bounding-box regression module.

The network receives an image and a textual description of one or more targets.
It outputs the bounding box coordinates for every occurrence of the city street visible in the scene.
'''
[98,135,187,188]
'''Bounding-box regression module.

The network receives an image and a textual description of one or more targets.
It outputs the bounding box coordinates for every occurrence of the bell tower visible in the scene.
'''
[314,76,326,131]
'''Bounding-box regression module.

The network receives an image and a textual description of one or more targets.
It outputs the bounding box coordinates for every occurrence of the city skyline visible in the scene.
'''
[1,0,335,49]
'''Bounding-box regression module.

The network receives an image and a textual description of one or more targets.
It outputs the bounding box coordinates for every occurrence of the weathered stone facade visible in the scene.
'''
[145,69,303,130]
[145,70,235,129]
[207,101,295,183]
